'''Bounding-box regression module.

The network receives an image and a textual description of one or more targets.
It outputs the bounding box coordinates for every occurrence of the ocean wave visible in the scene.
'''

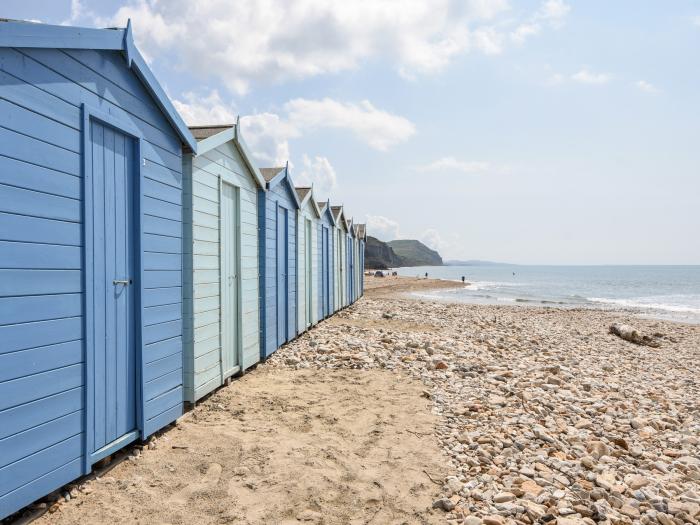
[463,280,523,291]
[587,296,700,314]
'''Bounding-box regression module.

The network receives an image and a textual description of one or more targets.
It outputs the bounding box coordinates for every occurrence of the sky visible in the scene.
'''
[4,0,700,264]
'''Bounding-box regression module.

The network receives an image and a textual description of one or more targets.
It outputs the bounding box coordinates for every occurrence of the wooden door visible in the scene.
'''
[90,120,137,454]
[220,182,240,377]
[322,226,329,317]
[276,206,287,346]
[305,219,312,324]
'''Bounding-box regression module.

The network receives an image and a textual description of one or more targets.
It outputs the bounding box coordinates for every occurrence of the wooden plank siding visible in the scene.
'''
[0,44,188,519]
[296,196,320,333]
[182,138,261,403]
[258,173,298,359]
[318,205,335,319]
[333,216,349,309]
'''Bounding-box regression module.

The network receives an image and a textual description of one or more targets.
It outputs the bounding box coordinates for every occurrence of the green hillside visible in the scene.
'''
[387,240,443,267]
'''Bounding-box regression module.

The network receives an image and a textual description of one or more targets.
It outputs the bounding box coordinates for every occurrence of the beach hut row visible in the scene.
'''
[0,20,366,519]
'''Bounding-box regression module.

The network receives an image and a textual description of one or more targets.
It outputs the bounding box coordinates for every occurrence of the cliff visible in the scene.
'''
[364,237,443,269]
[365,236,403,269]
[388,240,443,267]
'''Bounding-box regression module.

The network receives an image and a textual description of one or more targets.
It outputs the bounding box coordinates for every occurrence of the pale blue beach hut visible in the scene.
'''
[0,20,196,519]
[356,224,366,296]
[258,166,301,359]
[182,122,266,403]
[331,206,349,309]
[295,186,322,333]
[347,219,356,304]
[317,201,336,318]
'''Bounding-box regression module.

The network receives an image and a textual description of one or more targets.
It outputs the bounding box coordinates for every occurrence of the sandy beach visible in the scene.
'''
[20,276,700,525]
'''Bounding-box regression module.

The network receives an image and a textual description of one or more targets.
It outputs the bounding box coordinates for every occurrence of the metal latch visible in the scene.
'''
[113,279,132,285]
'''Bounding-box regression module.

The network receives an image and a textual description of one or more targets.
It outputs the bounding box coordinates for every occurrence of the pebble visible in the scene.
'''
[263,281,700,525]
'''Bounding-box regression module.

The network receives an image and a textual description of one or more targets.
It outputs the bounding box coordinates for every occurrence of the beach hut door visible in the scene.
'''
[221,182,240,377]
[89,121,138,459]
[276,206,288,345]
[322,227,329,317]
[305,219,313,322]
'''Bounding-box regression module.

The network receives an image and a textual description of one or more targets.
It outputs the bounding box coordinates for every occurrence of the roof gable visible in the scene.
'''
[190,117,266,189]
[264,165,301,209]
[317,200,337,226]
[331,206,348,232]
[0,19,196,151]
[296,187,322,217]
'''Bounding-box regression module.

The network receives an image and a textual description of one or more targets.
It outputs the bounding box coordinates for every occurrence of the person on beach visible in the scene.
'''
[462,276,465,283]
[425,272,428,279]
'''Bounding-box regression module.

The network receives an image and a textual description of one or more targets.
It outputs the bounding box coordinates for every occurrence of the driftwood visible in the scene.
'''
[609,323,661,348]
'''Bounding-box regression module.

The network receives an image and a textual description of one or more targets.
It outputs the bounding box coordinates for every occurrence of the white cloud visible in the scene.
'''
[239,97,414,167]
[571,69,610,85]
[365,215,400,242]
[62,0,94,25]
[415,156,491,174]
[511,0,570,44]
[540,0,571,24]
[473,27,505,55]
[172,90,237,126]
[100,0,565,94]
[284,98,416,151]
[635,80,659,94]
[240,112,298,166]
[420,228,450,253]
[295,155,338,199]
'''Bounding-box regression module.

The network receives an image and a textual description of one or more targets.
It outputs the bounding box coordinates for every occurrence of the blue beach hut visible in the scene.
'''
[182,122,266,403]
[331,206,349,309]
[258,165,301,359]
[317,200,336,319]
[0,20,196,519]
[347,219,357,304]
[295,186,322,333]
[356,224,366,297]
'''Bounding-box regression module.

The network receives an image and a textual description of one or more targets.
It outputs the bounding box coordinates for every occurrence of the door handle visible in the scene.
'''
[113,279,131,285]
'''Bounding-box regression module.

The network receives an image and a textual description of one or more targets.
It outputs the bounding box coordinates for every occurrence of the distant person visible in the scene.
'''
[425,272,428,279]
[462,276,465,283]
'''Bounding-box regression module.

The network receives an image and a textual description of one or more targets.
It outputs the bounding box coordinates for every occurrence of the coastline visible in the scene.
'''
[376,273,700,326]
[28,276,700,524]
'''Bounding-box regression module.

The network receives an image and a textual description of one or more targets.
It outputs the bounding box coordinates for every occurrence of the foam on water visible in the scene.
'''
[395,264,700,324]
[587,296,700,314]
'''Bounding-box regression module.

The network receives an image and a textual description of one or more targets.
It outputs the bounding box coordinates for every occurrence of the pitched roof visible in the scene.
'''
[317,201,327,211]
[260,167,285,182]
[189,125,234,140]
[295,187,311,202]
[0,19,196,151]
[330,206,343,221]
[188,120,266,189]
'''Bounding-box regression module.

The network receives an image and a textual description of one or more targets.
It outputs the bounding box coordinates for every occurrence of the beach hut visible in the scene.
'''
[182,121,265,403]
[331,206,349,309]
[0,20,196,519]
[295,187,322,333]
[356,224,366,296]
[347,220,356,304]
[258,165,301,359]
[317,201,336,319]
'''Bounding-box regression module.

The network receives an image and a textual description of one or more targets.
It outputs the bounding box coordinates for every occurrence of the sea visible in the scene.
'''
[393,265,700,324]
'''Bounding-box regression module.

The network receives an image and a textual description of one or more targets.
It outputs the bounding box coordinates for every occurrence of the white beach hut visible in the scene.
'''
[182,121,266,402]
[296,186,323,332]
[331,206,349,309]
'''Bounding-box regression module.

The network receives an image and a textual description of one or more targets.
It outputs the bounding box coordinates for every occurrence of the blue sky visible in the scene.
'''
[4,0,699,264]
